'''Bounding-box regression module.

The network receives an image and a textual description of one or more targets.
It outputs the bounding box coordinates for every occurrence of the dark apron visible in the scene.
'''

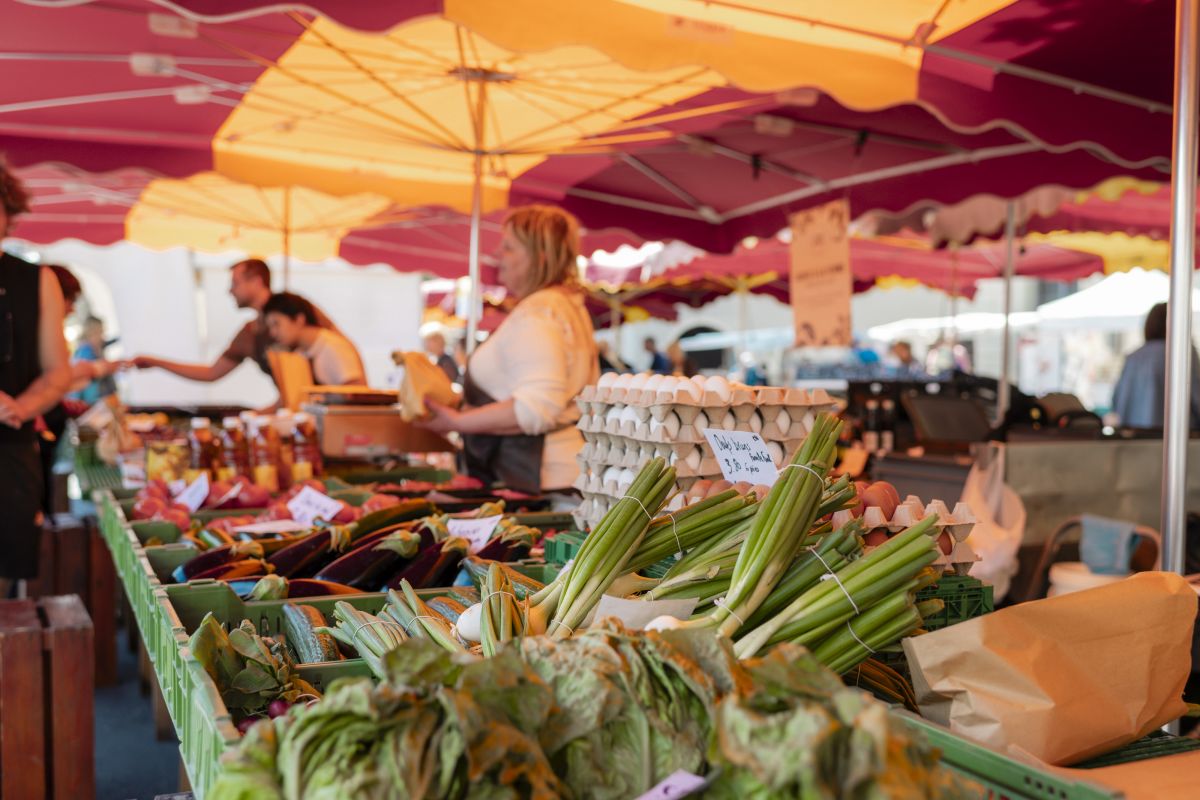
[460,368,546,494]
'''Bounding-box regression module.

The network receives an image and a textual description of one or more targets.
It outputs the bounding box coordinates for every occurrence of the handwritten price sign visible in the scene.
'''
[287,486,343,527]
[447,515,503,554]
[702,429,779,486]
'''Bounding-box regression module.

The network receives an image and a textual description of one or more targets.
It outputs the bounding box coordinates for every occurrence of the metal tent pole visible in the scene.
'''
[997,202,1016,424]
[465,81,487,355]
[1162,0,1200,574]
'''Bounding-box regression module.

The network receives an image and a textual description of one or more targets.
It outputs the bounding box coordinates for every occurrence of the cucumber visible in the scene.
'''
[446,585,481,607]
[283,603,342,663]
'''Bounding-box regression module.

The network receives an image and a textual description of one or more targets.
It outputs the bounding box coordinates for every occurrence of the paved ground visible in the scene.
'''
[95,628,184,800]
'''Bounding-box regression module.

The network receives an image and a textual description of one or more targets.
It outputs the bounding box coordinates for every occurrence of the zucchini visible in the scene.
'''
[461,556,545,600]
[283,603,342,663]
[446,585,480,607]
[427,596,467,625]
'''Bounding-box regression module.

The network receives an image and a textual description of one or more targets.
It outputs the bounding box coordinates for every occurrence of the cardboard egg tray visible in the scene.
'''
[572,382,837,530]
[830,495,981,577]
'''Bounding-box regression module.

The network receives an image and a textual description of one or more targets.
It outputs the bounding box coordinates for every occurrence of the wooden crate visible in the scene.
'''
[28,514,117,686]
[0,596,95,800]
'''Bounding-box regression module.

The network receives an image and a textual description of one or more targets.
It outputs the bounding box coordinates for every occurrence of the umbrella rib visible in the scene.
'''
[721,141,1044,222]
[618,153,705,212]
[200,29,469,153]
[676,133,825,186]
[286,12,469,151]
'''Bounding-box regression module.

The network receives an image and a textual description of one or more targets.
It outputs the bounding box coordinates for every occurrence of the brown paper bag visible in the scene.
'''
[903,571,1197,765]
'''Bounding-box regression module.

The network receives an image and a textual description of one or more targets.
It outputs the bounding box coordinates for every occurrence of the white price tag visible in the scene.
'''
[286,486,343,527]
[168,479,186,497]
[593,595,698,631]
[175,473,209,513]
[702,429,779,486]
[231,519,312,535]
[213,482,243,508]
[447,515,502,554]
[77,400,115,431]
[634,770,707,800]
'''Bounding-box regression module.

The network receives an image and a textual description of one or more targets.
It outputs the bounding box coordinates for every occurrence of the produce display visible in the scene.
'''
[210,624,973,799]
[573,374,836,528]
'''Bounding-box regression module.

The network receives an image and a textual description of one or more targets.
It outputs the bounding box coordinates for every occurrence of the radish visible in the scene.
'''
[268,699,291,719]
[236,716,263,735]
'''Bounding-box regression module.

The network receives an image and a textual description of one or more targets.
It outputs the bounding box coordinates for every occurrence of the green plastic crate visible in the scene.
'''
[544,530,587,565]
[894,712,1119,800]
[918,574,994,631]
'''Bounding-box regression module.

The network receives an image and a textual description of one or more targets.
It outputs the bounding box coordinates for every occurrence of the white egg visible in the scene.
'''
[776,408,792,433]
[603,465,622,485]
[720,410,736,431]
[597,372,617,389]
[748,410,763,434]
[692,409,710,434]
[675,380,702,403]
[612,373,633,390]
[767,441,784,467]
[662,411,681,439]
[628,372,649,391]
[620,405,640,426]
[649,417,664,438]
[684,447,702,471]
[643,374,664,393]
[618,468,636,489]
[658,376,679,395]
[605,406,623,425]
[691,373,707,385]
[704,374,732,402]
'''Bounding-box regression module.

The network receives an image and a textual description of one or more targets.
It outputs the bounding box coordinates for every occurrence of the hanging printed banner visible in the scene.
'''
[789,198,852,347]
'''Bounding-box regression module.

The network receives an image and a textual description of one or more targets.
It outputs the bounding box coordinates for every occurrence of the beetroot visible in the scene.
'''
[267,699,291,719]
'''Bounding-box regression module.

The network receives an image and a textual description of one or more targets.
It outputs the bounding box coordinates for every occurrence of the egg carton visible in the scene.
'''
[581,379,836,410]
[830,495,981,574]
[578,403,824,444]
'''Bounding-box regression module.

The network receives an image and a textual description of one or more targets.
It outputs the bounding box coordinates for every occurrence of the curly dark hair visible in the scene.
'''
[263,292,319,326]
[0,159,30,230]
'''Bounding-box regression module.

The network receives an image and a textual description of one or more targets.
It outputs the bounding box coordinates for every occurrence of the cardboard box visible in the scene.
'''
[301,403,454,458]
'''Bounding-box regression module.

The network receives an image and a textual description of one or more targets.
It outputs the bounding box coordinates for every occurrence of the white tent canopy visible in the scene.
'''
[1036,269,1200,331]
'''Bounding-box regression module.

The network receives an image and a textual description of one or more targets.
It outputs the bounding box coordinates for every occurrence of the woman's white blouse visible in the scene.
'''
[468,286,598,489]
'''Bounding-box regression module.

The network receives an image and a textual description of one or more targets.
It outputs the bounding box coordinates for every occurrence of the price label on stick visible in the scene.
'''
[287,486,343,527]
[702,429,780,486]
[634,770,708,800]
[231,519,311,535]
[168,479,186,497]
[175,473,209,513]
[447,515,502,554]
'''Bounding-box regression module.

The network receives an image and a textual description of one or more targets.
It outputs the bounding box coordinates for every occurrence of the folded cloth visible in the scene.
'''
[1079,514,1137,575]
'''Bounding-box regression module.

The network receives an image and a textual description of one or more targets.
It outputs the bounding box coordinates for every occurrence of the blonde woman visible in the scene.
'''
[422,206,598,494]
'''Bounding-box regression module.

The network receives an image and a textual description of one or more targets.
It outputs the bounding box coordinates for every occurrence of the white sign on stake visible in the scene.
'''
[702,429,780,486]
[634,770,708,800]
[287,486,343,527]
[447,515,503,554]
[175,472,210,513]
[593,595,698,631]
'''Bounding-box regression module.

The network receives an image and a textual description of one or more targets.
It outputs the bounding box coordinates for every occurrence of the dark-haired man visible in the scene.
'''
[263,292,365,386]
[132,258,336,386]
[0,161,71,596]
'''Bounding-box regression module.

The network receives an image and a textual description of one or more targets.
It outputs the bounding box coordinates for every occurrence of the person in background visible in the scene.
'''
[424,330,460,383]
[1112,302,1200,429]
[597,340,627,374]
[130,259,338,404]
[453,339,468,376]
[739,351,767,386]
[0,162,71,597]
[71,316,117,404]
[667,340,698,378]
[420,205,597,494]
[890,340,927,379]
[262,292,366,386]
[644,336,671,374]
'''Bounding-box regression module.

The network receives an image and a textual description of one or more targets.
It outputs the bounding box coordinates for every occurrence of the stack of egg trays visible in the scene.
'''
[572,383,837,530]
[831,496,981,576]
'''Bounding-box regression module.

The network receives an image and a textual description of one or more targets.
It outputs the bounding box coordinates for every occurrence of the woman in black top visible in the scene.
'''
[0,163,71,596]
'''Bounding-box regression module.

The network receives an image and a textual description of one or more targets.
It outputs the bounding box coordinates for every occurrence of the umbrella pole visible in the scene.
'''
[998,202,1016,424]
[1162,0,1199,574]
[466,153,483,354]
[283,185,292,290]
[737,280,749,358]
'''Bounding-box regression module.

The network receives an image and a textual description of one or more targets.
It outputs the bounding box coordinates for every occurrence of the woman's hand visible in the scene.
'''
[420,399,462,435]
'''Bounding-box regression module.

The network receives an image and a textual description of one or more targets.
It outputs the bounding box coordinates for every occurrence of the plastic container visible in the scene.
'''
[273,411,296,491]
[291,411,322,483]
[215,417,249,482]
[186,417,218,483]
[248,418,279,493]
[1048,562,1127,597]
